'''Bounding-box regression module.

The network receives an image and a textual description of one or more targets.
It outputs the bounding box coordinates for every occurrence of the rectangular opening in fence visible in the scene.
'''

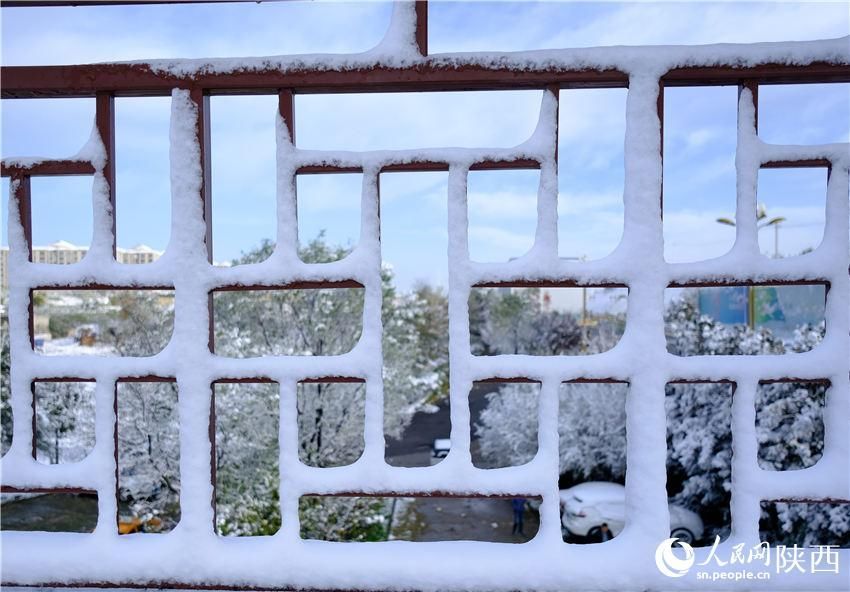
[296,172,362,262]
[214,381,280,536]
[663,86,737,263]
[211,95,277,266]
[759,501,850,548]
[0,492,97,533]
[30,177,94,258]
[665,284,826,355]
[429,3,850,50]
[294,90,542,152]
[300,495,541,542]
[467,169,539,262]
[385,383,449,468]
[0,98,94,159]
[472,381,539,469]
[429,2,591,53]
[558,88,627,260]
[297,381,364,468]
[380,171,451,468]
[469,287,626,356]
[1,3,391,66]
[212,287,364,357]
[759,83,850,145]
[117,381,180,534]
[34,380,95,465]
[379,170,450,289]
[666,381,733,546]
[115,97,170,264]
[756,167,827,258]
[756,381,826,471]
[33,290,175,357]
[558,381,628,544]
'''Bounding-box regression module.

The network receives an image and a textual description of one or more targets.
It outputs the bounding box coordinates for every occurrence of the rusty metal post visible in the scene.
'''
[414,0,428,57]
[95,92,116,257]
[657,80,664,219]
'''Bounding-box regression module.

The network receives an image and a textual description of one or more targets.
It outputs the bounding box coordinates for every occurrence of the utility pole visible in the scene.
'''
[563,255,595,352]
[773,221,780,258]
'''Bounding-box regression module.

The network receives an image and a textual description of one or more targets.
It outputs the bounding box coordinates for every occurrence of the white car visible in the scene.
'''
[560,482,704,544]
[432,438,451,459]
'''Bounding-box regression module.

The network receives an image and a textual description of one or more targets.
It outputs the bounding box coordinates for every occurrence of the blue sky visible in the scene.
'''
[1,1,848,295]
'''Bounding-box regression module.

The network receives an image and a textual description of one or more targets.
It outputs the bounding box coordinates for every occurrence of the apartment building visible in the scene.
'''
[0,241,163,301]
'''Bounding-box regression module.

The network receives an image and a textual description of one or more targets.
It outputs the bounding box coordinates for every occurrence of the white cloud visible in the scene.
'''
[0,2,391,66]
[527,2,846,49]
[684,128,721,152]
[295,90,543,152]
[468,224,535,260]
[296,173,363,212]
[468,190,538,220]
[559,191,623,216]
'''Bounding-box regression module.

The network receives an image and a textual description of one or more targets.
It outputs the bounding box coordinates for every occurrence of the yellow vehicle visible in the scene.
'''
[118,516,162,534]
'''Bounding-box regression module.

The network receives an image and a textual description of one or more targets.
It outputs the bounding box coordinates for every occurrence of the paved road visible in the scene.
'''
[390,496,539,543]
[385,382,497,465]
[1,493,97,532]
[383,383,543,542]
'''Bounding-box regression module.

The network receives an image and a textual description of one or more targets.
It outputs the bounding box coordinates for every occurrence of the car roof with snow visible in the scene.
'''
[561,482,625,503]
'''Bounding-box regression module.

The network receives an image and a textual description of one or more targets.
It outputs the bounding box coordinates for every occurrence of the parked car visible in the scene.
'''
[432,438,451,459]
[560,482,704,544]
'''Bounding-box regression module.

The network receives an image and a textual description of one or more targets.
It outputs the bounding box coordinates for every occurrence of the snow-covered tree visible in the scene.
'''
[472,288,582,356]
[666,294,783,539]
[299,496,390,541]
[1,314,11,457]
[476,290,846,545]
[116,381,180,527]
[383,283,449,436]
[297,382,365,467]
[211,237,445,538]
[35,382,95,465]
[103,291,174,357]
[215,382,280,536]
[558,382,627,483]
[756,379,825,471]
[665,293,847,545]
[100,292,179,526]
[213,242,363,358]
[475,384,539,468]
[475,324,627,479]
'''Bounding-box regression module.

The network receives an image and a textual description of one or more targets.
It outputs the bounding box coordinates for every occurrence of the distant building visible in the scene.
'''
[0,241,163,303]
[118,243,162,265]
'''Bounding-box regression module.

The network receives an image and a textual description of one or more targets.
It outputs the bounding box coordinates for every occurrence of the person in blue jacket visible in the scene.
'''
[511,497,526,535]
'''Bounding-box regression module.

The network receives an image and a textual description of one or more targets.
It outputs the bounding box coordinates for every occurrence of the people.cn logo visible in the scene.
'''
[655,537,696,578]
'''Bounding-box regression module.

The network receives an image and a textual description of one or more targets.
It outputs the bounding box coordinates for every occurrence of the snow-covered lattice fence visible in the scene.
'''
[1,2,849,590]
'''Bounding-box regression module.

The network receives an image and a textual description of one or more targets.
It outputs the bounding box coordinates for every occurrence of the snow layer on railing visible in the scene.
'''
[2,1,849,591]
[136,29,850,79]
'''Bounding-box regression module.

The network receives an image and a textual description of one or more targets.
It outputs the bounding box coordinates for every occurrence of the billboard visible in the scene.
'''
[698,285,824,336]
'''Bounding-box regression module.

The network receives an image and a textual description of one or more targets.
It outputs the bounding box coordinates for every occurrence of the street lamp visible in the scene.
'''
[716,204,786,329]
[716,203,786,258]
